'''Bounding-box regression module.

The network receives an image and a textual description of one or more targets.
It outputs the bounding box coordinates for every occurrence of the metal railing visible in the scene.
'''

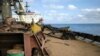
[32,32,49,56]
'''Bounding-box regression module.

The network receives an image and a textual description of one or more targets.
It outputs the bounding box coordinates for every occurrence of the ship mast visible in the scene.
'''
[25,2,29,13]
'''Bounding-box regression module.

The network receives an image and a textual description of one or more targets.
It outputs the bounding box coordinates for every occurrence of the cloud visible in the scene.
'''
[42,0,60,3]
[43,12,72,24]
[71,8,100,24]
[67,4,77,10]
[43,4,64,9]
[47,12,68,18]
[40,7,100,24]
[42,0,79,3]
[24,0,35,3]
[81,8,100,19]
[77,14,84,18]
[50,10,57,13]
[82,8,100,12]
[97,8,100,11]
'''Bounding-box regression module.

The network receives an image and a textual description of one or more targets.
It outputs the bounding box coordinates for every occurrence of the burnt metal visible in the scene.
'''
[0,0,3,5]
[43,25,76,40]
[72,31,100,42]
[0,18,30,32]
[0,33,24,56]
[0,32,48,56]
[43,25,100,42]
[32,32,49,56]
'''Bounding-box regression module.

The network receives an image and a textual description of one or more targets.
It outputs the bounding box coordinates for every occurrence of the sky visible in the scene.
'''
[24,0,100,24]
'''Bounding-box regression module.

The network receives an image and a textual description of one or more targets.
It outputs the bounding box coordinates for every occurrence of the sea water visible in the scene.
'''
[50,24,100,36]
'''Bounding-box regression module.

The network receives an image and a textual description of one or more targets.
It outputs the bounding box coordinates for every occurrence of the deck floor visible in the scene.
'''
[45,35,100,56]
